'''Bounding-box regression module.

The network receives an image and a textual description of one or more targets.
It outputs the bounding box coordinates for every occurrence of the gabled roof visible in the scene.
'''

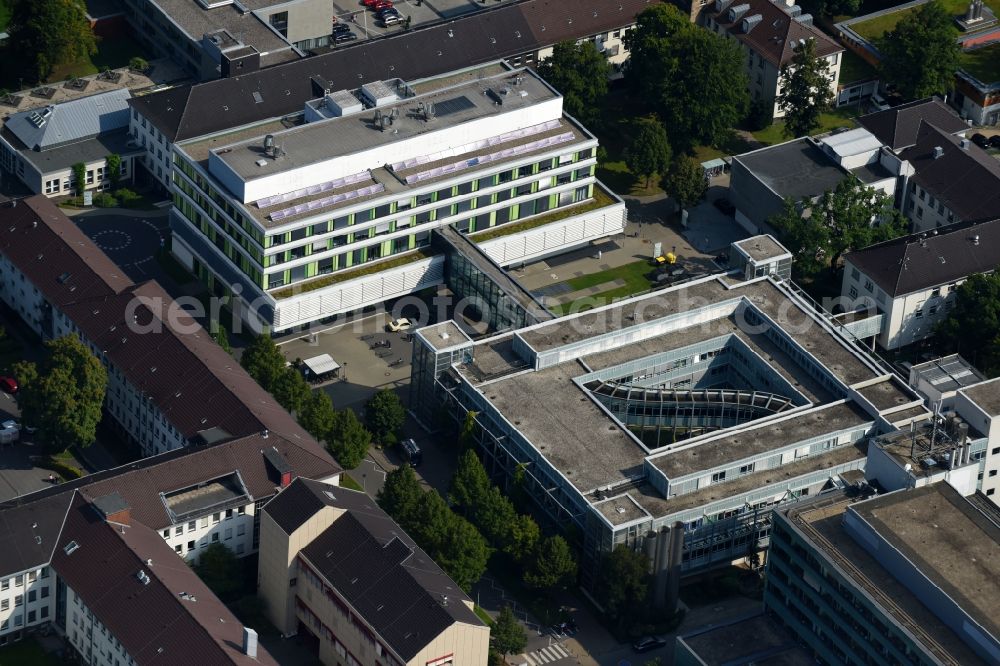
[845,217,1000,297]
[857,98,969,150]
[2,197,331,458]
[4,88,131,152]
[710,0,841,68]
[0,197,132,308]
[898,122,1000,222]
[0,492,74,577]
[131,0,656,142]
[52,493,278,666]
[267,479,483,661]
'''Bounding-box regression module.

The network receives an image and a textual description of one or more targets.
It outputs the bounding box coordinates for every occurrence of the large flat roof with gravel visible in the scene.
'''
[517,277,880,387]
[960,378,1000,417]
[790,485,999,666]
[651,401,872,479]
[851,483,1000,641]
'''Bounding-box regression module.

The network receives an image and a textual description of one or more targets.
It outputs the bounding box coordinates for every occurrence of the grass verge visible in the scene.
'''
[340,474,364,491]
[961,43,1000,83]
[47,36,148,82]
[751,106,860,146]
[474,605,494,625]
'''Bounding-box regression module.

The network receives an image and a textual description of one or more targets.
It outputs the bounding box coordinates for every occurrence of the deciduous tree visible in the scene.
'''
[878,1,960,100]
[935,273,1000,375]
[626,4,749,149]
[492,606,527,658]
[596,545,650,625]
[105,154,122,189]
[450,449,490,511]
[624,119,672,188]
[240,334,286,389]
[365,388,405,445]
[524,535,578,590]
[536,40,610,126]
[270,368,311,415]
[663,156,707,208]
[769,179,907,277]
[14,336,107,452]
[299,390,336,441]
[327,408,371,470]
[7,0,97,82]
[378,465,423,525]
[777,38,833,138]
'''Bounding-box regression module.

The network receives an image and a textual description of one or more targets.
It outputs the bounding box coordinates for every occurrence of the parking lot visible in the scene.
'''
[330,0,520,42]
[279,313,415,411]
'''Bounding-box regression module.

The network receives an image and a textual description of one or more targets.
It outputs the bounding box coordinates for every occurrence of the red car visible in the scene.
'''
[0,376,17,394]
[372,0,393,9]
[362,0,382,6]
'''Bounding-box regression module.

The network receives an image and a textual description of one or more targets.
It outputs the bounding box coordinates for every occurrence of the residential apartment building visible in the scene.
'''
[0,89,138,198]
[841,216,1000,350]
[410,246,930,588]
[128,0,655,190]
[894,121,1000,232]
[0,482,289,662]
[705,0,842,119]
[765,482,1000,666]
[729,129,897,235]
[0,195,335,460]
[259,478,490,666]
[170,64,623,332]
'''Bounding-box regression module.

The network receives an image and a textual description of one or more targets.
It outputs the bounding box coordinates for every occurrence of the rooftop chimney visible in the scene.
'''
[960,138,970,150]
[242,627,258,658]
[932,146,944,159]
[92,492,131,527]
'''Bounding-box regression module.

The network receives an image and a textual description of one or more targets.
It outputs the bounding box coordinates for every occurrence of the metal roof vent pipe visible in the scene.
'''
[932,146,944,159]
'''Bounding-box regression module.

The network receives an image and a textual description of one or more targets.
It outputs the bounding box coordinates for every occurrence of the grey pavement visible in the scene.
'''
[0,441,57,501]
[73,209,171,285]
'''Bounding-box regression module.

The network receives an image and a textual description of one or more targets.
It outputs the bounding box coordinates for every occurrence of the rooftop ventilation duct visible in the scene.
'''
[728,3,751,20]
[743,14,763,32]
[794,12,813,24]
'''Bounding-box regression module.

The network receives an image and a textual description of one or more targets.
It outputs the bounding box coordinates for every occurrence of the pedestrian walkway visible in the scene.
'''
[522,642,572,665]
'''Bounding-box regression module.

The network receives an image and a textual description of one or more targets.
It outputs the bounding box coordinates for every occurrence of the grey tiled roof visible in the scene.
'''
[858,98,969,151]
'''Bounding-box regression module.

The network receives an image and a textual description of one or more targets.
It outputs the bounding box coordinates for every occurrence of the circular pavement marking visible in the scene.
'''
[90,229,132,251]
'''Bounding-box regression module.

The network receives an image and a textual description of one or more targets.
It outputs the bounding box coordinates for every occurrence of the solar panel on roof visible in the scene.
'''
[434,95,475,117]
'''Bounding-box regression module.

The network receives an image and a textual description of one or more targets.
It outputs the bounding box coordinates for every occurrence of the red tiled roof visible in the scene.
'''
[52,493,278,666]
[711,0,841,68]
[79,431,340,529]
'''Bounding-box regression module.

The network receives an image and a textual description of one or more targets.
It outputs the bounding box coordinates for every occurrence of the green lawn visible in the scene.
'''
[47,35,147,82]
[548,260,660,314]
[0,638,62,666]
[751,106,860,146]
[340,474,364,491]
[961,43,1000,83]
[839,49,879,84]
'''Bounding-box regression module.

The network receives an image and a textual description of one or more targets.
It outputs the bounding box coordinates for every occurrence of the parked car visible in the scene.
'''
[0,376,17,394]
[332,22,352,33]
[387,317,411,332]
[334,31,358,42]
[401,438,422,467]
[989,135,1000,149]
[378,10,402,22]
[362,0,383,6]
[632,636,667,653]
[971,133,989,149]
[377,7,400,19]
[713,198,736,215]
[372,0,393,10]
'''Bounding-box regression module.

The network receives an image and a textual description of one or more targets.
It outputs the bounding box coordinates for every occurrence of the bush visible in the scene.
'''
[129,56,149,72]
[93,192,118,207]
[114,188,141,207]
[35,456,83,480]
